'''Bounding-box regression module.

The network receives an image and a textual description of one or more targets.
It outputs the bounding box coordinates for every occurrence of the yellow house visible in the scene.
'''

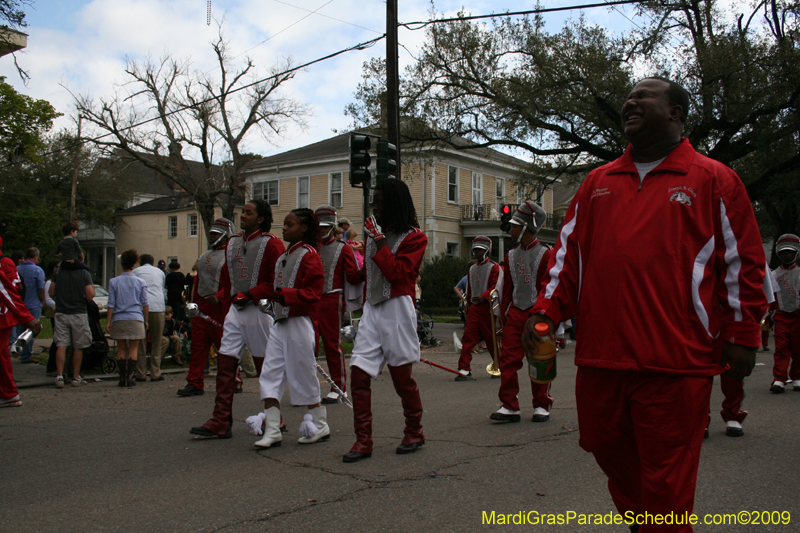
[243,132,564,262]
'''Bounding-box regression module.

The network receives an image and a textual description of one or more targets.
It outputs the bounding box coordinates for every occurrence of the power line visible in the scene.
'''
[399,0,644,29]
[274,0,382,34]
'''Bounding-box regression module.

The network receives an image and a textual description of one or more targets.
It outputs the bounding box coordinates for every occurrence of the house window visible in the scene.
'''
[253,180,279,206]
[446,241,460,257]
[448,166,459,204]
[472,172,482,205]
[168,216,177,238]
[330,172,343,208]
[297,176,309,208]
[495,178,505,213]
[188,214,198,237]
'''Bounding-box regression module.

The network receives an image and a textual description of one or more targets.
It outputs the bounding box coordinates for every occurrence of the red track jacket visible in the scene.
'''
[531,139,768,376]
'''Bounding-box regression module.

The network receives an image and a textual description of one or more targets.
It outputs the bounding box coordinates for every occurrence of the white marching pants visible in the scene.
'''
[219,304,273,361]
[350,296,420,379]
[259,316,321,406]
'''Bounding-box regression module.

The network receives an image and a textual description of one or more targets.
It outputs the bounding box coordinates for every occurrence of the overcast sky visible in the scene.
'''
[6,0,644,161]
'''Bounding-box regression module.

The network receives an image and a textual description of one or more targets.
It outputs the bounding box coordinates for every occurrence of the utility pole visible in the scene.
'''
[386,0,400,179]
[70,115,82,222]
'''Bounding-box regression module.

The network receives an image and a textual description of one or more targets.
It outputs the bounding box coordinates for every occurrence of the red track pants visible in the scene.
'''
[576,367,712,533]
[772,311,800,382]
[497,307,552,412]
[317,293,346,392]
[187,317,223,390]
[457,304,497,372]
[0,327,18,400]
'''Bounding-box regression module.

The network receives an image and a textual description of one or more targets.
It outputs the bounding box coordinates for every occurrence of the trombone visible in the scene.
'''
[486,289,502,376]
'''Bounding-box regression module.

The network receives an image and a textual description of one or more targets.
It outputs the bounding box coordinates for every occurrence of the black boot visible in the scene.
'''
[126,359,137,387]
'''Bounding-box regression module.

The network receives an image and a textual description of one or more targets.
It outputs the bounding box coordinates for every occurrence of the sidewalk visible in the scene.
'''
[10,337,188,389]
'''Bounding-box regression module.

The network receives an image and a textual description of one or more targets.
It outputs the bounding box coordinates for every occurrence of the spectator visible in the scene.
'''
[16,248,46,364]
[165,261,186,322]
[0,263,42,407]
[9,250,24,267]
[49,256,95,387]
[54,221,88,271]
[43,260,59,375]
[184,263,198,300]
[107,249,149,388]
[161,305,183,365]
[346,229,364,268]
[454,274,467,300]
[157,259,167,273]
[133,254,167,382]
[334,227,345,240]
[337,217,351,233]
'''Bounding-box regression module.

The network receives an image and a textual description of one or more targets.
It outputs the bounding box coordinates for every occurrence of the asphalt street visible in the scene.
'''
[2,322,799,533]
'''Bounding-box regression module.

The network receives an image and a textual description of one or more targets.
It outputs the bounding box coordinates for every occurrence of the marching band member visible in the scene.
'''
[313,205,362,403]
[190,200,285,439]
[770,233,800,394]
[490,201,554,423]
[455,236,500,381]
[178,218,235,397]
[343,179,428,463]
[254,208,326,448]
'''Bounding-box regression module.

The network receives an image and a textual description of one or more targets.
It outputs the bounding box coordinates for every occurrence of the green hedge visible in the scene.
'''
[419,255,470,311]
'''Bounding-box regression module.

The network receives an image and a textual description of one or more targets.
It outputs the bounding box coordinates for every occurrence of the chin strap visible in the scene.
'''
[210,234,226,249]
[515,222,528,245]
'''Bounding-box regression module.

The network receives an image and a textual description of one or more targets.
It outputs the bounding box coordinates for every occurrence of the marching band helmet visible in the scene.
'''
[510,200,547,233]
[209,217,235,248]
[776,234,800,265]
[314,205,338,227]
[472,235,492,254]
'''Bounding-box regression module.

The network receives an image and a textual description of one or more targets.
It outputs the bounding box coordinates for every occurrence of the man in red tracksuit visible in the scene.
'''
[489,202,553,423]
[178,218,235,397]
[313,205,362,404]
[1,262,43,407]
[525,77,767,533]
[455,236,500,381]
[190,201,285,439]
[769,233,800,394]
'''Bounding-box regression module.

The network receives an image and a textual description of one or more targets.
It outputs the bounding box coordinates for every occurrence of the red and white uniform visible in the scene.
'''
[314,236,362,392]
[771,264,800,383]
[1,268,34,400]
[186,243,229,391]
[498,240,553,412]
[216,230,285,360]
[259,242,324,404]
[532,139,768,531]
[457,258,500,373]
[348,227,428,455]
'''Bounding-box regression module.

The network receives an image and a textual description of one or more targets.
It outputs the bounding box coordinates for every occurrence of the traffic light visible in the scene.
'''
[500,204,513,233]
[349,133,371,187]
[376,139,397,181]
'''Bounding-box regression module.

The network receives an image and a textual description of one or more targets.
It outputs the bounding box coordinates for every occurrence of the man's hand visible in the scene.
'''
[522,315,556,354]
[274,288,286,306]
[364,215,385,242]
[24,319,42,336]
[204,294,220,305]
[472,295,486,305]
[721,342,756,379]
[232,291,251,308]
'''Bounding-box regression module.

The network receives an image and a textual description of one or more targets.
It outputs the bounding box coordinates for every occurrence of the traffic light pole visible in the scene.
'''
[386,0,400,179]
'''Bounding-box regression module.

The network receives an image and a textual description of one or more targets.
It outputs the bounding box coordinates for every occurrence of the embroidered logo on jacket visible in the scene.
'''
[669,191,692,206]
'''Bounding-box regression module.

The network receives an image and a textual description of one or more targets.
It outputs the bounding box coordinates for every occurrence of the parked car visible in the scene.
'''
[93,285,109,316]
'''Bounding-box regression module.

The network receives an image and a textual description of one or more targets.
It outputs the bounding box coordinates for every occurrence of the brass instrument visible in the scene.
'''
[486,289,502,376]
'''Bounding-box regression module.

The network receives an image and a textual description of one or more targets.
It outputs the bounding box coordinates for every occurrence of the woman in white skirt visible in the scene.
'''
[107,249,149,387]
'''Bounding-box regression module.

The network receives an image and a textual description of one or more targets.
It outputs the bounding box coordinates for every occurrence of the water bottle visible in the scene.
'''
[527,322,557,384]
[10,329,35,355]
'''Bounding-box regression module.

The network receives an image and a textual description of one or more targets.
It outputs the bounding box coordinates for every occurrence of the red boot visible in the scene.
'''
[343,365,373,462]
[190,354,238,438]
[389,363,425,454]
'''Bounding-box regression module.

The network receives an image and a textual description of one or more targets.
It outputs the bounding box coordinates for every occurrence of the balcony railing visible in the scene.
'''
[460,203,564,231]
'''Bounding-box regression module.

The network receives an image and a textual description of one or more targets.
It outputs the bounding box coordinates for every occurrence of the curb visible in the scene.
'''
[16,367,191,390]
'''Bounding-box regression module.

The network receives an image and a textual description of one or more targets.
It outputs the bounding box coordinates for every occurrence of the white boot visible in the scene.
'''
[254,407,282,448]
[298,406,330,444]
